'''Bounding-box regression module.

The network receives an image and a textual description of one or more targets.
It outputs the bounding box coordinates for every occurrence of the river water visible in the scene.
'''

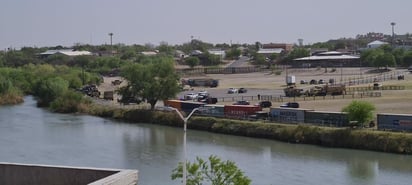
[0,96,411,185]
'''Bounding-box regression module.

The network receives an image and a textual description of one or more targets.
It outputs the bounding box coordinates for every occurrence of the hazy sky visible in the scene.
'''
[0,0,410,49]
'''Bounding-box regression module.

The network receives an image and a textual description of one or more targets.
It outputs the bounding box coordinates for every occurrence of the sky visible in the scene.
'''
[0,0,411,49]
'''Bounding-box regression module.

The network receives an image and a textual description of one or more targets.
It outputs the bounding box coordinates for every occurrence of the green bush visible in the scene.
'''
[50,90,92,113]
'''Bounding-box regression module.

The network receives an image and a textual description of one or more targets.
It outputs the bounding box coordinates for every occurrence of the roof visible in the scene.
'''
[141,51,158,56]
[208,49,225,55]
[294,55,359,61]
[257,48,284,54]
[368,40,388,45]
[317,51,343,55]
[39,49,92,56]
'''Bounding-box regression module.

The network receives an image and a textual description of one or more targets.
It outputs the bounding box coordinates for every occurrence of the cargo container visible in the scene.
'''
[181,101,205,114]
[164,100,182,111]
[286,75,296,86]
[270,108,312,123]
[199,104,225,117]
[377,113,412,132]
[304,111,348,127]
[224,105,262,118]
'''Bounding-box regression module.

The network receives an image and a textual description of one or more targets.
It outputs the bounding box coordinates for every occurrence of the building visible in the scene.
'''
[367,40,388,49]
[293,51,360,67]
[207,49,226,59]
[262,43,293,52]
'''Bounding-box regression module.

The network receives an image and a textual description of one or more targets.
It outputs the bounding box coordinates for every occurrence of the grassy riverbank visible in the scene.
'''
[88,105,412,155]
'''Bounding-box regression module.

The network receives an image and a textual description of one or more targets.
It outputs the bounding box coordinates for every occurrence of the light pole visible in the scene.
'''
[170,107,200,185]
[390,22,396,46]
[108,32,113,55]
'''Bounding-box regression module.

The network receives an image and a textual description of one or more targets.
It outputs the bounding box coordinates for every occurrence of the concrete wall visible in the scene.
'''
[0,162,138,185]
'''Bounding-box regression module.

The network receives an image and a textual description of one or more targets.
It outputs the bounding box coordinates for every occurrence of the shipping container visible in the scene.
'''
[377,113,412,132]
[181,101,205,114]
[164,100,182,111]
[270,108,312,123]
[224,105,262,118]
[304,111,348,127]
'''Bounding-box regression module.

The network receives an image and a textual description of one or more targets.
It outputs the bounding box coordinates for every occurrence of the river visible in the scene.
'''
[0,96,411,185]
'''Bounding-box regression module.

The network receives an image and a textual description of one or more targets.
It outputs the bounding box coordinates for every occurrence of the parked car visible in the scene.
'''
[227,88,238,94]
[238,88,248,93]
[200,97,218,104]
[309,79,317,85]
[280,102,300,108]
[197,91,209,100]
[184,93,198,100]
[373,83,382,90]
[233,100,250,105]
[318,79,324,84]
[257,101,272,108]
[300,80,308,84]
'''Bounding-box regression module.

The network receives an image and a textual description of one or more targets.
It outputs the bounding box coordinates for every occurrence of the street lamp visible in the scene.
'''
[390,22,396,46]
[108,32,114,55]
[169,107,200,185]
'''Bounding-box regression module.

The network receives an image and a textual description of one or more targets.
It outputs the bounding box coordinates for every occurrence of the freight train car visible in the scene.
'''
[198,104,225,117]
[164,100,205,114]
[164,100,183,111]
[181,101,206,114]
[304,111,349,127]
[224,105,262,119]
[270,108,313,124]
[377,113,412,132]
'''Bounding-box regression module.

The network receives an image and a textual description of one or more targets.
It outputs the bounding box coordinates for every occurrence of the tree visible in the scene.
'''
[225,48,241,60]
[251,53,266,65]
[171,155,251,185]
[284,48,309,63]
[185,57,200,68]
[360,49,384,67]
[392,48,405,67]
[33,76,69,107]
[374,53,395,68]
[342,100,375,127]
[403,51,412,67]
[121,56,180,110]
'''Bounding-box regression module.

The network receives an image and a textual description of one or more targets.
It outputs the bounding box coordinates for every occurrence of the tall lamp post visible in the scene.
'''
[390,22,396,46]
[108,32,114,55]
[170,107,200,185]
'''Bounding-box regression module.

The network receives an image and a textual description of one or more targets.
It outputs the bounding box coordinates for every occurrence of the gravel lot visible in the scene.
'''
[98,67,412,114]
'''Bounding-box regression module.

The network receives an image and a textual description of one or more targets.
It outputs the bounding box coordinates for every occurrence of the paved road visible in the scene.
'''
[226,56,250,68]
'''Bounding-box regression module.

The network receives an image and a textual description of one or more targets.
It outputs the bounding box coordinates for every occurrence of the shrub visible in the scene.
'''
[50,90,91,113]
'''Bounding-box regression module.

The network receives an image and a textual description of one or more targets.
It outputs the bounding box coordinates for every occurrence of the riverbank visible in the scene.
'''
[88,105,412,155]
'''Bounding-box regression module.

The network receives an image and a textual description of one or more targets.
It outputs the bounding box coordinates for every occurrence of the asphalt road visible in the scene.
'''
[225,56,250,68]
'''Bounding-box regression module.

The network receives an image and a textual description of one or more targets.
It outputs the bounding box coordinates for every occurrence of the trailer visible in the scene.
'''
[183,78,219,88]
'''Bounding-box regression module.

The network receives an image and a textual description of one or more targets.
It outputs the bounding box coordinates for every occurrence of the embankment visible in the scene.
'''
[88,106,412,155]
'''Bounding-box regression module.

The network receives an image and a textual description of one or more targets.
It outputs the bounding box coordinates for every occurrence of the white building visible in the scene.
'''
[367,40,388,49]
